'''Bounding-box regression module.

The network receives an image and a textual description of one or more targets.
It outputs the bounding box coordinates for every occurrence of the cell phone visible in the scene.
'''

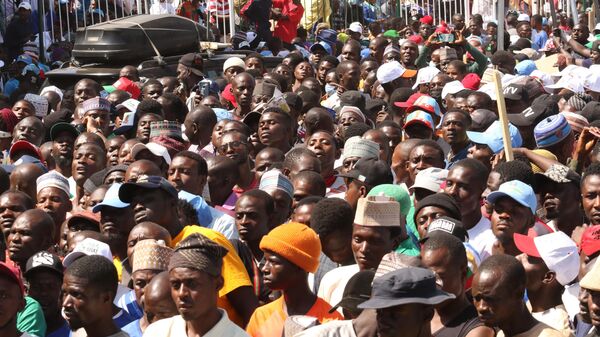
[438,34,455,43]
[196,79,212,97]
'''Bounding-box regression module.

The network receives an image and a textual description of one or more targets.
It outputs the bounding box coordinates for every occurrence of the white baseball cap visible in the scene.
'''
[517,13,530,22]
[18,2,32,10]
[131,142,172,165]
[547,74,585,93]
[116,98,140,113]
[441,80,465,99]
[63,238,113,267]
[349,22,363,34]
[376,61,405,84]
[412,66,441,90]
[409,167,448,193]
[514,231,579,286]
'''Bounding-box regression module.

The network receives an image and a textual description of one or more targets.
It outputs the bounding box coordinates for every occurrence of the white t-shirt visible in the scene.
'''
[143,310,249,337]
[467,216,496,261]
[317,264,360,314]
[294,320,357,337]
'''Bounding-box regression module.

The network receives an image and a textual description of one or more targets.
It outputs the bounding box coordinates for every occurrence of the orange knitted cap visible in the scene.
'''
[259,222,322,273]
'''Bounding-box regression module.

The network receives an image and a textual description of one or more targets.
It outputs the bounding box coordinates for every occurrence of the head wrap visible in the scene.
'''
[168,233,228,277]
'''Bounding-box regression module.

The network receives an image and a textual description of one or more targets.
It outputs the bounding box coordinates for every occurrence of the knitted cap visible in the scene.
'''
[260,222,321,273]
[132,239,173,273]
[36,171,70,197]
[413,193,462,223]
[354,196,401,227]
[534,114,572,148]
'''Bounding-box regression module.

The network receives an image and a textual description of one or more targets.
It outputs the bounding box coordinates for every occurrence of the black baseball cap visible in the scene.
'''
[419,216,469,243]
[328,270,375,313]
[508,94,559,126]
[25,251,63,278]
[340,91,366,113]
[179,53,204,76]
[338,158,393,187]
[119,175,178,202]
[50,122,80,141]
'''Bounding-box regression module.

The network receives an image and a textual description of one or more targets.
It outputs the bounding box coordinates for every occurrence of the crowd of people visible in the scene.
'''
[4,0,600,337]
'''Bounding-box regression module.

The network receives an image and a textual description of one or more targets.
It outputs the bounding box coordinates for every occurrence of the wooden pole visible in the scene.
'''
[493,68,514,161]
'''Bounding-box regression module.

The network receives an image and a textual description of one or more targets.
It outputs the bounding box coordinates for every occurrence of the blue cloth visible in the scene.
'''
[117,290,144,321]
[531,29,548,51]
[3,78,19,97]
[113,308,137,329]
[360,48,371,60]
[446,144,471,169]
[46,320,70,337]
[178,190,213,227]
[122,319,143,337]
[362,3,377,24]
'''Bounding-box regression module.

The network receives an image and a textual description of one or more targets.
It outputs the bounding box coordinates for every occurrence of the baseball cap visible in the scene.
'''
[461,73,481,90]
[119,175,179,203]
[18,1,32,10]
[131,142,172,165]
[309,41,332,55]
[504,78,546,101]
[50,122,79,141]
[420,216,469,243]
[223,57,246,73]
[394,92,425,108]
[410,167,448,193]
[317,29,338,46]
[179,53,204,76]
[103,77,141,99]
[328,270,375,313]
[487,180,537,214]
[338,158,393,187]
[66,210,101,230]
[349,22,363,34]
[547,74,584,94]
[16,54,33,65]
[514,231,579,285]
[358,267,455,309]
[470,109,497,132]
[517,13,530,21]
[466,121,522,154]
[412,67,441,90]
[405,95,441,116]
[580,225,600,256]
[404,110,434,131]
[0,262,24,295]
[515,60,538,76]
[377,61,417,84]
[9,140,42,161]
[508,94,559,127]
[25,251,63,278]
[63,238,113,267]
[441,80,465,99]
[92,183,129,213]
[115,98,140,113]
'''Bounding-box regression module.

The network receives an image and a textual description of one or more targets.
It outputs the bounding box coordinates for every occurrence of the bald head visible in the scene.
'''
[8,209,55,266]
[125,160,162,182]
[10,163,45,201]
[363,129,391,163]
[291,170,326,200]
[476,254,526,294]
[75,132,105,150]
[304,107,335,137]
[144,271,178,323]
[391,139,420,184]
[207,155,239,206]
[184,106,217,146]
[127,221,172,263]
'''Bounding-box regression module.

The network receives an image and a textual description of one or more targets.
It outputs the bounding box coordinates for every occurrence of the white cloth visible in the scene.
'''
[317,264,360,314]
[467,216,496,261]
[208,206,239,240]
[531,305,573,337]
[326,176,346,199]
[562,282,581,321]
[294,320,357,337]
[149,2,175,14]
[143,310,249,337]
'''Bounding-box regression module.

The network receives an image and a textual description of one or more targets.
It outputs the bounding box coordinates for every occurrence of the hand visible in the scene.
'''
[453,31,466,46]
[574,126,600,157]
[425,32,440,48]
[376,110,390,123]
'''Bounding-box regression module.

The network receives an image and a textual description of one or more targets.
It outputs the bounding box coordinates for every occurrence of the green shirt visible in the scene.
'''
[17,297,46,337]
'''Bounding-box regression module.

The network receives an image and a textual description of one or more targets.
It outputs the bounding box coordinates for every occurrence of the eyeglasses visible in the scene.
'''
[217,140,247,154]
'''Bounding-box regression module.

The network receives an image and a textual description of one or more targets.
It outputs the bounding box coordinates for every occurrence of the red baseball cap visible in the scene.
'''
[0,262,25,295]
[409,35,424,44]
[513,233,542,257]
[112,77,141,100]
[9,140,42,161]
[581,225,600,256]
[394,92,425,108]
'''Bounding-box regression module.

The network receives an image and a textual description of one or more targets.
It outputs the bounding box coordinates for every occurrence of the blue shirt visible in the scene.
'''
[531,29,548,51]
[362,3,377,24]
[122,319,143,337]
[46,321,70,337]
[116,290,143,321]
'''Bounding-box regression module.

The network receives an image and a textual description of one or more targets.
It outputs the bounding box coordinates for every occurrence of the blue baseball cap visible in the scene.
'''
[92,183,129,213]
[16,54,32,65]
[515,60,537,76]
[466,121,522,154]
[534,114,571,148]
[487,180,537,214]
[309,41,333,55]
[404,110,434,131]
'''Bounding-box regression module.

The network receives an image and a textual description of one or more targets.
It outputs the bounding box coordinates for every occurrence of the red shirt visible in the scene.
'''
[272,0,304,43]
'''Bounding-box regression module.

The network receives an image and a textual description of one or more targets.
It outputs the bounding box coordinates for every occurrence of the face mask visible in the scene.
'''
[325,84,336,95]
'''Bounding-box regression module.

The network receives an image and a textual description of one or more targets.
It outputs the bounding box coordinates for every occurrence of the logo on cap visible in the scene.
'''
[31,252,54,268]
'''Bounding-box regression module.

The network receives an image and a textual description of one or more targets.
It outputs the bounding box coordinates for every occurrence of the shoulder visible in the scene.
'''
[143,316,181,337]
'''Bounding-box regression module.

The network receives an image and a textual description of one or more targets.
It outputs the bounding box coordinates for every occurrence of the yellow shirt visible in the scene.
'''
[113,256,123,281]
[172,225,253,327]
